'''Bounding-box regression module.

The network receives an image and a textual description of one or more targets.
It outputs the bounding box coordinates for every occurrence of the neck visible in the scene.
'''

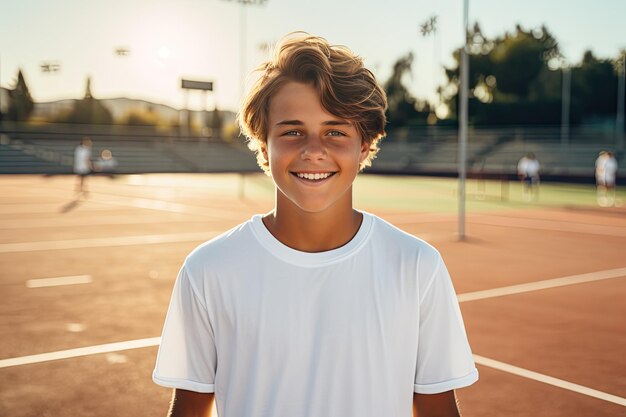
[262,193,362,253]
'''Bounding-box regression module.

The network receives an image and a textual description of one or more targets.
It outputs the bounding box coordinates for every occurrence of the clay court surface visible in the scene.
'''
[0,173,624,416]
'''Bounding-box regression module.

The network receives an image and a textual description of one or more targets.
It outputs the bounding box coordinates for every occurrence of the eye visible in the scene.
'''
[282,130,302,136]
[327,130,346,137]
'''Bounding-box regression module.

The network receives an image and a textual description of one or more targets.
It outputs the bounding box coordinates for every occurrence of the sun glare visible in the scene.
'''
[158,46,171,60]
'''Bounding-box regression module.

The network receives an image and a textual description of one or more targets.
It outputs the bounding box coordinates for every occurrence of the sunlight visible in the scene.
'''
[435,103,449,119]
[157,46,171,60]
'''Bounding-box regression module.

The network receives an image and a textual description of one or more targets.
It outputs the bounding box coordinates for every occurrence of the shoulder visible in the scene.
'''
[367,212,442,267]
[366,213,445,294]
[183,218,257,275]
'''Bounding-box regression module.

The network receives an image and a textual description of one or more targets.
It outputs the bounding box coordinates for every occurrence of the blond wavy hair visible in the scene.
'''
[239,33,387,174]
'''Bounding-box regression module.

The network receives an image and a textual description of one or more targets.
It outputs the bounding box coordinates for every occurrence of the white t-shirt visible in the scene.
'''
[517,157,528,176]
[596,155,607,182]
[604,157,618,184]
[153,212,478,417]
[518,157,540,178]
[526,159,540,177]
[73,145,91,174]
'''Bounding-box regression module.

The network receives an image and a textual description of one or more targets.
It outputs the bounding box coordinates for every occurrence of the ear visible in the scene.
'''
[260,142,269,166]
[359,140,370,164]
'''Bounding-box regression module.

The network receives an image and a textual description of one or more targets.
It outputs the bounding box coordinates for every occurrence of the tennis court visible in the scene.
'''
[0,173,624,416]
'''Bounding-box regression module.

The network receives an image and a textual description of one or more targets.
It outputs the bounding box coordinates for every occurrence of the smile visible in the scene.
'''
[293,172,336,180]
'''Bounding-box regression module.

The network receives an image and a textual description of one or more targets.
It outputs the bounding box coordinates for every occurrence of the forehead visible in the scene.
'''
[268,81,340,123]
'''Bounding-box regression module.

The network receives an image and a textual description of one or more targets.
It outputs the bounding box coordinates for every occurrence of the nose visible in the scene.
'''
[300,133,327,160]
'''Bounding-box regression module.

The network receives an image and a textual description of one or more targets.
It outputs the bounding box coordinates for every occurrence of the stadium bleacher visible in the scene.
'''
[0,124,622,182]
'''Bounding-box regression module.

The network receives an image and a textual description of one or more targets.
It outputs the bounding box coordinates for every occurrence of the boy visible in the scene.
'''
[153,34,478,417]
[73,137,92,193]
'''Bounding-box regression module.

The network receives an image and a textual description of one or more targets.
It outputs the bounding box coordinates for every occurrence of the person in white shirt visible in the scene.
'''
[595,151,608,206]
[73,137,92,193]
[595,151,608,186]
[599,151,618,206]
[517,153,540,201]
[153,34,478,417]
[94,149,118,176]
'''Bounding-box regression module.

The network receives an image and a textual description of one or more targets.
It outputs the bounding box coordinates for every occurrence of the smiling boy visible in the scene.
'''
[153,34,478,417]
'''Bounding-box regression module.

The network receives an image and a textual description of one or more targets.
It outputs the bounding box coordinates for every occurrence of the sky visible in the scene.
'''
[1,0,625,113]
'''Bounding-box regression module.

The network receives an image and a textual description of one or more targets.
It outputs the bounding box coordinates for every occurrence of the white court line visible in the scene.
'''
[2,267,626,407]
[89,193,249,221]
[0,337,160,369]
[457,267,626,302]
[1,338,624,408]
[0,231,219,253]
[469,215,626,237]
[26,275,92,288]
[474,354,626,407]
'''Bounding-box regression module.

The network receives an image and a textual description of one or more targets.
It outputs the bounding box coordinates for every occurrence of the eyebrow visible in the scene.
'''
[275,119,352,127]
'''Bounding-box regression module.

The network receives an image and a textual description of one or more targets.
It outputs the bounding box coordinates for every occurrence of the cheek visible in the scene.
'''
[266,141,294,172]
[350,141,369,163]
[265,141,280,163]
[335,148,365,171]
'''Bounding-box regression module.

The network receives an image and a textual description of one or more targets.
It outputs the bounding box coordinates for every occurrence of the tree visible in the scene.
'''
[443,24,497,117]
[384,53,430,128]
[444,24,559,100]
[572,51,619,117]
[438,24,626,125]
[7,69,35,121]
[119,106,161,127]
[57,77,113,124]
[490,25,559,97]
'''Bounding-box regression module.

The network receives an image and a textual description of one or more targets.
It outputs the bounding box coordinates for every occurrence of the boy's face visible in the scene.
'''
[263,81,368,214]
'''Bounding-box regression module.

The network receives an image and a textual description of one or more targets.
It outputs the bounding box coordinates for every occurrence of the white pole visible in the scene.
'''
[617,54,625,151]
[226,0,267,104]
[184,90,189,138]
[458,0,469,240]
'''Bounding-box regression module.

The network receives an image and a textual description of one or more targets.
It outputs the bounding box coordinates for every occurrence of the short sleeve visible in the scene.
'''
[153,266,217,393]
[414,256,478,394]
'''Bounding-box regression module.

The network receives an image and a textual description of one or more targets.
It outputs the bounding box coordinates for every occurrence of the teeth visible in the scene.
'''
[297,172,332,180]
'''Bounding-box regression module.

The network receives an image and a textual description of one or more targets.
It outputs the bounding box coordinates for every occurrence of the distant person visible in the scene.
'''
[94,149,118,176]
[595,151,608,185]
[518,153,540,201]
[595,151,608,206]
[598,151,618,207]
[73,137,92,193]
[152,34,478,417]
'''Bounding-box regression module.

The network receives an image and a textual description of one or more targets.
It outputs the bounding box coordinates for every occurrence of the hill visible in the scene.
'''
[0,89,236,126]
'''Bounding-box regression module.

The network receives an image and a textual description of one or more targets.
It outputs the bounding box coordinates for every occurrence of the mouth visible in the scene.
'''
[291,171,337,181]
